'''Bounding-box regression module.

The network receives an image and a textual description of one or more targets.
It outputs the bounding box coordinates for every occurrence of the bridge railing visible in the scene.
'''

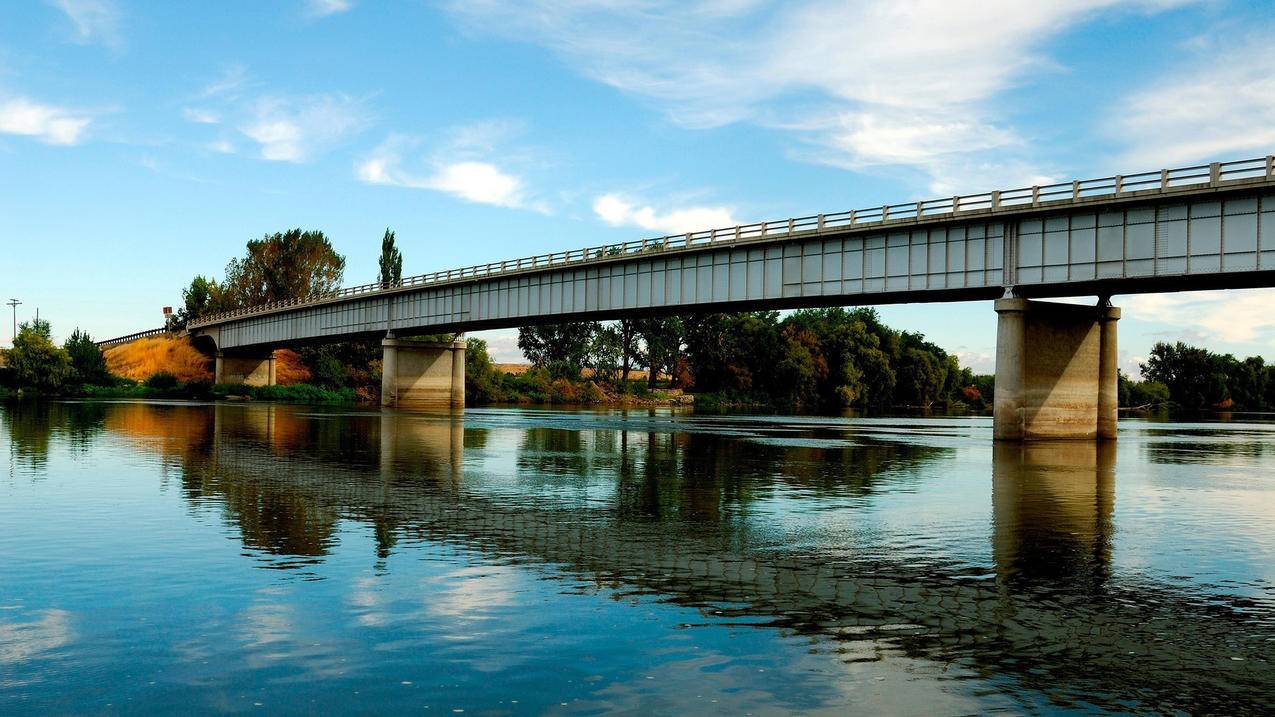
[187,154,1275,328]
[96,326,172,348]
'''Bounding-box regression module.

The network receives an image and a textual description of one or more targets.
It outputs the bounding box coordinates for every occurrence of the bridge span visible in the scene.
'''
[113,155,1275,439]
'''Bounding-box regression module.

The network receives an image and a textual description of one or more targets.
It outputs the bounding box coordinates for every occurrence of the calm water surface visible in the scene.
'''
[1,400,1274,715]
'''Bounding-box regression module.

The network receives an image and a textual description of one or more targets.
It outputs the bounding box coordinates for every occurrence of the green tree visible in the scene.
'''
[464,337,506,404]
[224,228,346,305]
[9,320,72,392]
[896,347,948,407]
[589,324,623,384]
[635,317,684,388]
[176,275,237,325]
[1141,342,1229,409]
[64,329,111,386]
[517,323,596,374]
[618,318,638,383]
[378,228,403,288]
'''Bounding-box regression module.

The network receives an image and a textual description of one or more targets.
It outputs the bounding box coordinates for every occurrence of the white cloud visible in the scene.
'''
[206,138,235,154]
[49,0,121,49]
[444,0,1193,191]
[593,193,738,234]
[428,161,524,206]
[356,130,538,210]
[197,65,249,100]
[182,107,219,124]
[1121,289,1275,346]
[956,350,996,375]
[1114,31,1275,168]
[0,96,92,145]
[306,0,352,17]
[239,94,367,162]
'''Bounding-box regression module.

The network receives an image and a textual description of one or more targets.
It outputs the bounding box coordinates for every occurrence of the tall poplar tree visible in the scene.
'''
[378,228,403,288]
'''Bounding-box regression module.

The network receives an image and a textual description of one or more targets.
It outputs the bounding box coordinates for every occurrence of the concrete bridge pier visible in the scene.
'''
[214,350,278,386]
[381,335,466,410]
[993,298,1120,441]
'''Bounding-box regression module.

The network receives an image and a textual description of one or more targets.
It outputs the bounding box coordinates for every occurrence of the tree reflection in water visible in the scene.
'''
[3,400,1274,713]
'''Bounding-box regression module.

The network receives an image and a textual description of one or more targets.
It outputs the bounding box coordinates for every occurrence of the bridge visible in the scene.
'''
[109,155,1275,439]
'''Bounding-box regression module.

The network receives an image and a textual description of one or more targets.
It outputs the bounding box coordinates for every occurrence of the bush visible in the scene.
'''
[311,353,348,388]
[144,372,180,391]
[212,382,356,404]
[9,320,72,392]
[64,329,112,386]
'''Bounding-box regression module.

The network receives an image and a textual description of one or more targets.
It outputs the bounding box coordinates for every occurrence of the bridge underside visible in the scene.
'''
[215,350,277,387]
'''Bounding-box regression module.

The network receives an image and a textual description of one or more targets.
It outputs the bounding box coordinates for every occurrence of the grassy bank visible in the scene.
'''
[211,383,356,403]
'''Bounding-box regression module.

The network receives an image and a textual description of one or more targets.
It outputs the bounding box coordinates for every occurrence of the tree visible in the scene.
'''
[464,337,506,404]
[517,323,596,374]
[176,275,236,325]
[9,320,72,392]
[64,329,111,386]
[635,317,684,389]
[618,319,638,383]
[896,347,948,407]
[378,228,403,288]
[588,324,623,383]
[224,228,346,305]
[1141,342,1228,409]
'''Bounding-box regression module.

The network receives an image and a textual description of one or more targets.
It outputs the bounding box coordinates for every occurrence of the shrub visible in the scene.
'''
[144,372,180,391]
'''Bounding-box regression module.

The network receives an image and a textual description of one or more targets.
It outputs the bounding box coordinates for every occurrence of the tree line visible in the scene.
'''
[1130,341,1275,411]
[466,308,991,410]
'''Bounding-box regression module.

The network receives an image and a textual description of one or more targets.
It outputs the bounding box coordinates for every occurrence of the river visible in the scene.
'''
[1,400,1273,714]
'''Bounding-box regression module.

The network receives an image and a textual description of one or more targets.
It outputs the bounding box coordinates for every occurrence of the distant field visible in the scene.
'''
[494,363,665,381]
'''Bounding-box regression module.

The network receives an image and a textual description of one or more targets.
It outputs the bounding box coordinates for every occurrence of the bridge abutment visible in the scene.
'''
[214,350,277,387]
[381,336,466,410]
[993,299,1120,441]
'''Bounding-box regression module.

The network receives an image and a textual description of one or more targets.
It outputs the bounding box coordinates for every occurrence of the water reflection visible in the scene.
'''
[992,442,1114,590]
[3,401,1274,714]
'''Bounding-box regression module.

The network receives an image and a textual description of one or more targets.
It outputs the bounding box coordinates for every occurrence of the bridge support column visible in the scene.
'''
[993,299,1120,441]
[214,350,277,386]
[381,337,465,411]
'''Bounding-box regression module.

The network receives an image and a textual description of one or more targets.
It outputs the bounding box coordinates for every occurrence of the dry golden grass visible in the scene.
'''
[273,349,310,385]
[104,336,213,383]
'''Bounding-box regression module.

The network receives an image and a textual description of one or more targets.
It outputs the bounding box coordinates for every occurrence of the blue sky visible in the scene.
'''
[3,0,1275,373]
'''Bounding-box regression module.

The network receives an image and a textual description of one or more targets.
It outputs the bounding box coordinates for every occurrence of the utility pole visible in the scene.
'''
[6,298,20,346]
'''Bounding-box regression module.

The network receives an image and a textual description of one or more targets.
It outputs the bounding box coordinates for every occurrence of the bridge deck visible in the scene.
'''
[181,156,1275,351]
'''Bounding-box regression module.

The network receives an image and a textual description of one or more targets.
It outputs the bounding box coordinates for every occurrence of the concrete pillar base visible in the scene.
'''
[381,337,465,411]
[215,350,277,386]
[993,299,1119,442]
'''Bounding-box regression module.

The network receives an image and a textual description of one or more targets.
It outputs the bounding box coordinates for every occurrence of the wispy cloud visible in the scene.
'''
[239,94,368,162]
[197,65,250,100]
[592,193,737,234]
[356,125,542,210]
[181,67,367,162]
[306,0,352,18]
[0,96,93,145]
[1113,31,1275,168]
[444,0,1194,193]
[49,0,122,49]
[1121,289,1275,347]
[181,107,219,124]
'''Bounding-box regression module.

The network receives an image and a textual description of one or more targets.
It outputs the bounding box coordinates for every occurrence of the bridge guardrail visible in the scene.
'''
[187,154,1275,328]
[96,326,172,348]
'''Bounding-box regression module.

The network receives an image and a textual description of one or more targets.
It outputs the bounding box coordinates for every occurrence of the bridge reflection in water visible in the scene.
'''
[26,402,1274,713]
